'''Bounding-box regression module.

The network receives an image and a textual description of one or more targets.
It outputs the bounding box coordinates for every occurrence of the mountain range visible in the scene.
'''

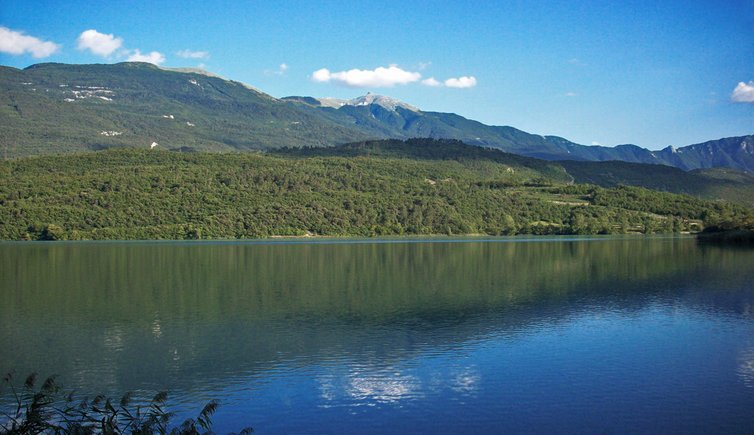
[1,62,753,174]
[282,94,754,172]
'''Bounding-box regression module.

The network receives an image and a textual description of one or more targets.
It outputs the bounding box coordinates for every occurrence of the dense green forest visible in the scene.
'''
[1,139,750,241]
[560,160,754,207]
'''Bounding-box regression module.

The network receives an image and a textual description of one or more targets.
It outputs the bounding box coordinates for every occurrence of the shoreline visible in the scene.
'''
[0,233,696,246]
[696,229,754,245]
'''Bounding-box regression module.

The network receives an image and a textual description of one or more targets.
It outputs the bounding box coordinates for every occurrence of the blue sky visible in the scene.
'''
[1,0,752,149]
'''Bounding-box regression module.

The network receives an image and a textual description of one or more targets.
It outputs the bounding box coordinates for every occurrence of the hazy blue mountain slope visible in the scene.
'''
[554,136,754,172]
[286,94,754,172]
[284,95,570,156]
[654,136,754,172]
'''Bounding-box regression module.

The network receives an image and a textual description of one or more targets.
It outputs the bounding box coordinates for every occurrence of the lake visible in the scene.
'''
[1,237,753,433]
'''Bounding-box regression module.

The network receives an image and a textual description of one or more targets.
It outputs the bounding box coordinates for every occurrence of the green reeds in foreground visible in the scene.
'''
[0,372,252,434]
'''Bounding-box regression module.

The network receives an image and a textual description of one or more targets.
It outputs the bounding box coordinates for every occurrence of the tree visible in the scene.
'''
[40,224,66,241]
[642,216,655,234]
[502,214,518,235]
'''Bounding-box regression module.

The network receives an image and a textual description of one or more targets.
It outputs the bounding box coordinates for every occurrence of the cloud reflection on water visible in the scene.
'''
[738,347,754,388]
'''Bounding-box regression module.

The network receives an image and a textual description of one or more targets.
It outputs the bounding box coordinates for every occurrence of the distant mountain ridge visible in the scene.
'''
[283,93,420,111]
[1,62,752,173]
[283,94,754,172]
[549,135,754,172]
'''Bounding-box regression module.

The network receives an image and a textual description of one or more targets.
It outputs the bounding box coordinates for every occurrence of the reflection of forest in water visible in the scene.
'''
[1,238,752,395]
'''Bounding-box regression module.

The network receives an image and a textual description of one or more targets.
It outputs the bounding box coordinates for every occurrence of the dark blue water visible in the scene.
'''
[1,237,753,433]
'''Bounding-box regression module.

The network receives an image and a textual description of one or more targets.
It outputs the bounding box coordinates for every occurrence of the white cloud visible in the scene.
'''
[312,68,331,82]
[312,65,477,90]
[176,49,209,59]
[76,29,165,65]
[76,29,123,57]
[444,76,477,88]
[0,27,60,58]
[312,65,421,88]
[731,81,754,103]
[265,63,288,76]
[564,91,578,97]
[127,49,165,65]
[421,77,442,87]
[591,141,602,146]
[418,61,431,70]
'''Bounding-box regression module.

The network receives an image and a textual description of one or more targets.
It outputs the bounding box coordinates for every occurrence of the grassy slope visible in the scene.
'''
[0,63,370,157]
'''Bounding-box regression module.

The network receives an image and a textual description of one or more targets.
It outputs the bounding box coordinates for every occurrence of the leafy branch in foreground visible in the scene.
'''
[0,372,252,434]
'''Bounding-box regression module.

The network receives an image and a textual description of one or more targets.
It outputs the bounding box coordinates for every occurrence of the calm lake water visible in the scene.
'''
[1,237,753,433]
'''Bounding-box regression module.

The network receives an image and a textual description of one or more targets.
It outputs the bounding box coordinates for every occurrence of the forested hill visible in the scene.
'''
[559,160,754,208]
[274,138,571,183]
[1,139,750,241]
[278,139,754,207]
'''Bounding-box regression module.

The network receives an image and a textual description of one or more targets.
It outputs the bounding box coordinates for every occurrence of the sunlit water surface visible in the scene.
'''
[1,237,753,433]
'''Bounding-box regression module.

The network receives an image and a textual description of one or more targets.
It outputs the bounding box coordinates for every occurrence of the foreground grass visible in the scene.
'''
[1,373,251,434]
